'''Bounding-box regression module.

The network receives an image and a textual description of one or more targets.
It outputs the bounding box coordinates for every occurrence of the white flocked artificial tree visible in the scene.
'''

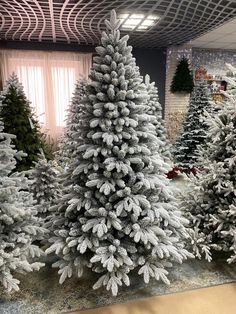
[144,74,172,163]
[173,80,213,170]
[46,10,192,296]
[57,79,87,170]
[31,153,61,219]
[181,65,236,263]
[0,121,46,291]
[222,63,236,101]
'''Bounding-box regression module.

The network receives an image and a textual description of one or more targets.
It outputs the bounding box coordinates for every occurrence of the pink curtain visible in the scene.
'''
[0,50,92,141]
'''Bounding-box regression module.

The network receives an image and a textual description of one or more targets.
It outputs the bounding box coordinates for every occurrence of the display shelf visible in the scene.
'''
[195,79,223,82]
[194,69,226,103]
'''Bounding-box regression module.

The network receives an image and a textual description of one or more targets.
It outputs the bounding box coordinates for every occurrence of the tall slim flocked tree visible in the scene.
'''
[0,73,46,171]
[57,79,87,169]
[222,63,236,101]
[145,74,172,163]
[0,121,46,291]
[46,10,192,296]
[30,153,61,220]
[181,65,236,263]
[173,81,213,170]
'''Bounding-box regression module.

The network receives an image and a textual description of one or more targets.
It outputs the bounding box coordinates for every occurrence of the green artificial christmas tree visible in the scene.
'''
[46,10,192,296]
[170,57,194,94]
[0,73,46,171]
[173,81,213,170]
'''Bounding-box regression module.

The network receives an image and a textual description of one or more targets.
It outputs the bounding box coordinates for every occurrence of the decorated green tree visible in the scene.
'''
[173,81,213,170]
[181,69,236,263]
[46,10,192,296]
[57,79,87,170]
[170,57,194,94]
[0,73,46,171]
[0,121,46,291]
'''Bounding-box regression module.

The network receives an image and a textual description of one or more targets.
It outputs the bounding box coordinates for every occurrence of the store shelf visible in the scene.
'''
[195,79,223,82]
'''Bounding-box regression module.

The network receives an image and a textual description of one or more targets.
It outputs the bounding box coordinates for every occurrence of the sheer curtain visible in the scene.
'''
[0,50,92,140]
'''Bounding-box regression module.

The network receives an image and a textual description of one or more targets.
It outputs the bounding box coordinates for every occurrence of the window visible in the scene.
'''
[16,65,45,124]
[51,66,76,127]
[0,50,92,139]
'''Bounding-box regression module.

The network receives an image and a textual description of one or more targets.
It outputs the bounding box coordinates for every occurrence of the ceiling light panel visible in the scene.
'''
[119,13,160,31]
[138,25,149,30]
[123,18,141,25]
[142,19,155,26]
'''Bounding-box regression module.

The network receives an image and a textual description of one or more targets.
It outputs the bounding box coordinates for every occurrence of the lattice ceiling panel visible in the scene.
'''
[0,0,236,48]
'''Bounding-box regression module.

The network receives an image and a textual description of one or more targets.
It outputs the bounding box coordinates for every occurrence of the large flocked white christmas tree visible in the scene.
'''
[181,64,236,263]
[46,10,192,295]
[173,80,213,170]
[57,79,87,169]
[0,121,46,291]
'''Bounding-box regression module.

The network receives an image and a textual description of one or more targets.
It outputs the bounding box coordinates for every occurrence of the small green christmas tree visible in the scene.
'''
[0,73,46,171]
[170,57,194,94]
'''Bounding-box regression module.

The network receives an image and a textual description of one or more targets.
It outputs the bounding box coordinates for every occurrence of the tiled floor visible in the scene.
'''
[74,282,236,314]
[1,253,235,313]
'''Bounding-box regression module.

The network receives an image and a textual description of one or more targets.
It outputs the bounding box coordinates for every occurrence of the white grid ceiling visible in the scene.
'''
[0,0,236,48]
[190,17,236,49]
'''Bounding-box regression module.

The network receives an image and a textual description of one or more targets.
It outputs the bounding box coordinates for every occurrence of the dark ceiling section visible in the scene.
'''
[0,0,236,48]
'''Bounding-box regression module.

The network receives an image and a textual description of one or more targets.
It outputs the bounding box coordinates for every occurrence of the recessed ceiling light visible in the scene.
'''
[142,19,155,26]
[147,15,159,20]
[130,14,145,19]
[123,18,141,26]
[137,25,149,30]
[122,25,136,30]
[119,13,160,31]
[119,14,129,19]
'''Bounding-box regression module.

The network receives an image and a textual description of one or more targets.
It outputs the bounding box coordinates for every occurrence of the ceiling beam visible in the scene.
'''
[48,0,56,43]
[0,40,95,52]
